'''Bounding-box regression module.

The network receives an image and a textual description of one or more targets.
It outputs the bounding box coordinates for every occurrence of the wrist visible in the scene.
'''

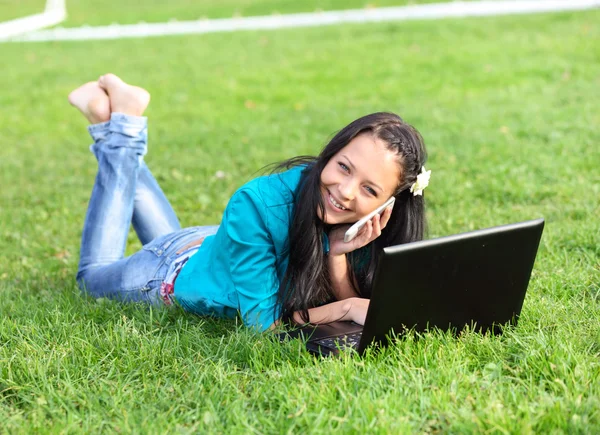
[348,297,369,325]
[342,298,355,322]
[328,252,346,262]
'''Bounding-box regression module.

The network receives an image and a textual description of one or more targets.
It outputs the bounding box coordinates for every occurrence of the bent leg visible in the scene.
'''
[97,73,181,244]
[78,250,163,303]
[77,113,147,277]
[78,225,215,304]
[88,120,180,246]
[132,162,181,245]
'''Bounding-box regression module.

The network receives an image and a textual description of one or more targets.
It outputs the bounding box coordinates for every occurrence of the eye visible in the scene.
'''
[338,162,350,172]
[364,186,377,196]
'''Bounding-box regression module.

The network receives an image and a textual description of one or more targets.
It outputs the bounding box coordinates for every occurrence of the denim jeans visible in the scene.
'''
[76,113,218,304]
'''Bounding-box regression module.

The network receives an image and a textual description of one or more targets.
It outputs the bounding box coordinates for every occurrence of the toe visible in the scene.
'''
[99,74,125,95]
[104,73,122,85]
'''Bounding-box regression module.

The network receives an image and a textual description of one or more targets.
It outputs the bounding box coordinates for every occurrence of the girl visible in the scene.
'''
[70,74,429,332]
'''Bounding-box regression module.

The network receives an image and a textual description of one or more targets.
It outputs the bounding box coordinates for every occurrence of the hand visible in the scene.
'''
[328,205,393,257]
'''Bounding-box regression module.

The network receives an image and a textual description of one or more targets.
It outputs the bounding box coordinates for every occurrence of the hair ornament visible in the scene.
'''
[410,166,431,196]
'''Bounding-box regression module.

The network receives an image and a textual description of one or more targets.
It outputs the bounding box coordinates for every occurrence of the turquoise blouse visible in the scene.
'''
[175,165,322,331]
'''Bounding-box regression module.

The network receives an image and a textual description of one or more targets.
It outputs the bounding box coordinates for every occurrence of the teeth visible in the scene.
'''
[329,194,346,210]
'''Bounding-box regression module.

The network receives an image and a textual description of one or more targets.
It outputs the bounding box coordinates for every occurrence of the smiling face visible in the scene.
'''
[318,132,402,225]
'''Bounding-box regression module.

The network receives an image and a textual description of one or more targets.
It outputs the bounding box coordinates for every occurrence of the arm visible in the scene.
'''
[317,206,393,322]
[327,253,359,300]
[226,189,280,331]
[292,297,370,325]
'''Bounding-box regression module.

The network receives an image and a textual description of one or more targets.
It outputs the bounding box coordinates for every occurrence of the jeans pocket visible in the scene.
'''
[139,276,166,305]
[142,227,201,258]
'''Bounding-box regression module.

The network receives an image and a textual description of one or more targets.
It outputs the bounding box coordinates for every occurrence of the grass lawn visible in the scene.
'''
[60,0,473,27]
[2,0,480,27]
[0,0,46,22]
[1,5,599,433]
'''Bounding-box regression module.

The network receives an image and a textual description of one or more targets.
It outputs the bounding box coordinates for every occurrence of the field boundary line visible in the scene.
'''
[0,0,66,40]
[2,0,599,43]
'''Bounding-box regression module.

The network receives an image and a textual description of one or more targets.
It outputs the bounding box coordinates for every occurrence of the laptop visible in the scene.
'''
[279,218,545,356]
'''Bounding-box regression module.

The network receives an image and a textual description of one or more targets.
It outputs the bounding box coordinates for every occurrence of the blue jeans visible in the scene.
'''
[76,113,218,304]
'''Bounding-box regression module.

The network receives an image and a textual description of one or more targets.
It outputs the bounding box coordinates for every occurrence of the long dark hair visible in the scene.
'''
[272,112,428,322]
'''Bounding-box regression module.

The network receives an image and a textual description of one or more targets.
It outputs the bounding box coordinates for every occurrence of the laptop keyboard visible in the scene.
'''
[314,332,363,350]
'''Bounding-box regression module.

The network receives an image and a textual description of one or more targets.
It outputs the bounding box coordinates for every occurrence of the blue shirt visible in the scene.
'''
[175,165,313,331]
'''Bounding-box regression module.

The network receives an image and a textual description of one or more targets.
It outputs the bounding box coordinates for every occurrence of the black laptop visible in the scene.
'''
[280,218,545,356]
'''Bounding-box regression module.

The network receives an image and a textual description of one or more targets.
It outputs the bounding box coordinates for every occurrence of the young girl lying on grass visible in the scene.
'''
[69,74,430,331]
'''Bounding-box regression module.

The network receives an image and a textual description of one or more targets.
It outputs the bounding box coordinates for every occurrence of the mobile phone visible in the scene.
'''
[344,197,396,243]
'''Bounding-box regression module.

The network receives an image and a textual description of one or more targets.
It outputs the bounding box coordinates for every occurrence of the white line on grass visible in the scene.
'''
[0,0,66,40]
[2,0,599,43]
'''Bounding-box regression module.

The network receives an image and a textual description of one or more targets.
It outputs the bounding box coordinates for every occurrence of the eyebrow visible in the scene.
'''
[341,155,384,192]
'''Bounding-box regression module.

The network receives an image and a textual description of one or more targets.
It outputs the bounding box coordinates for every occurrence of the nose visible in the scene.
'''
[338,179,356,201]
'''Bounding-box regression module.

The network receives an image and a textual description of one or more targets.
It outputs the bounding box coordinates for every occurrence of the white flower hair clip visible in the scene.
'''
[410,166,431,196]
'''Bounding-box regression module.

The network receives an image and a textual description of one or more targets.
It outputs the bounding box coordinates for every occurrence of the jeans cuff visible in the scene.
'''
[87,121,111,142]
[109,112,148,137]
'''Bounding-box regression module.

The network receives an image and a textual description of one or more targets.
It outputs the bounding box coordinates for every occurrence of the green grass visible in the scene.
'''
[1,6,599,434]
[0,0,45,21]
[70,0,470,27]
[0,0,479,28]
[61,0,448,27]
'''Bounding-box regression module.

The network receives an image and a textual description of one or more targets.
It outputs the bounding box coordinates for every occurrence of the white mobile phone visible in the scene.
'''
[344,197,395,243]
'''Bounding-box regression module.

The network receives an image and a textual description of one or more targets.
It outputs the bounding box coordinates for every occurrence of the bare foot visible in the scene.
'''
[98,73,151,117]
[68,81,111,124]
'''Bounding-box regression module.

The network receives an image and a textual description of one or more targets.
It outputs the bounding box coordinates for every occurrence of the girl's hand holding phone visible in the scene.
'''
[327,203,394,257]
